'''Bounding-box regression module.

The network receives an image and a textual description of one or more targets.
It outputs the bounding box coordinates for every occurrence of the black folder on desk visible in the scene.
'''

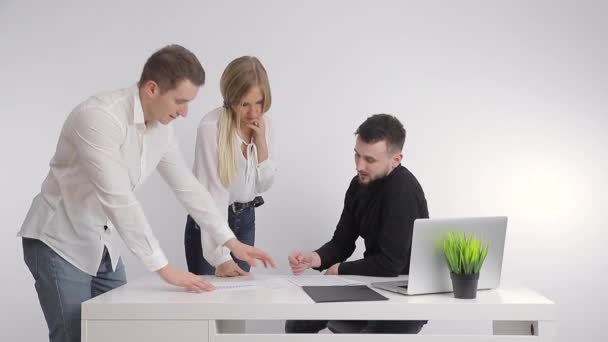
[302,285,389,303]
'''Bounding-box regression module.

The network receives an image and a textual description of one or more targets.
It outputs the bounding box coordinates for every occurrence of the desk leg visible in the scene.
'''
[493,320,557,340]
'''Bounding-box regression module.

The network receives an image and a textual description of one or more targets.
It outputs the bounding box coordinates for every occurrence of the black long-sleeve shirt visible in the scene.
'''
[314,165,429,277]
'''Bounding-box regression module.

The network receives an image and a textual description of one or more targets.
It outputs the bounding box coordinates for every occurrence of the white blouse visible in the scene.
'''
[192,107,277,267]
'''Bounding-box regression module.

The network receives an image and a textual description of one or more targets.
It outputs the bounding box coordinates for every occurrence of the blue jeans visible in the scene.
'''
[184,206,256,275]
[22,238,127,342]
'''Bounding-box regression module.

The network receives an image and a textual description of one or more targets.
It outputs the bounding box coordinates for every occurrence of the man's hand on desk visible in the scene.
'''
[324,263,340,275]
[157,265,215,292]
[215,260,249,277]
[224,239,277,269]
[288,251,321,275]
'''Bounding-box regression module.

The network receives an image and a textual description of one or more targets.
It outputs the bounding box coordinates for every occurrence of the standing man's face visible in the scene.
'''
[354,137,402,185]
[143,79,199,125]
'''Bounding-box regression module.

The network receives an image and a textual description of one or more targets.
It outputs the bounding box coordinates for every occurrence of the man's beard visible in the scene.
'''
[357,174,370,186]
[357,173,379,187]
[357,167,392,186]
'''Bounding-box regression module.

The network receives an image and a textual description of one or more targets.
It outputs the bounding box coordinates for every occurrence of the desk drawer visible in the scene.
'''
[83,320,209,342]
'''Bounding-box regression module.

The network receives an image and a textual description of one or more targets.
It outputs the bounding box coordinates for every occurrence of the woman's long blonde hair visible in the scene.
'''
[217,56,272,187]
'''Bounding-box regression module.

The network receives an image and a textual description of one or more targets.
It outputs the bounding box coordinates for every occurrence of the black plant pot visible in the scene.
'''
[450,272,480,299]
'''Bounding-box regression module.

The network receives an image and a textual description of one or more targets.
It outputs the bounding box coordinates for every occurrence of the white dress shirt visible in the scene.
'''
[193,107,277,267]
[18,86,235,276]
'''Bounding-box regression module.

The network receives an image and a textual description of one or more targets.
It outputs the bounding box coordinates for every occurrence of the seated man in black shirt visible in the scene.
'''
[286,113,429,334]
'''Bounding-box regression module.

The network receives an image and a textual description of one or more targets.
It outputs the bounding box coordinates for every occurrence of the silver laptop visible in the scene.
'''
[372,216,507,295]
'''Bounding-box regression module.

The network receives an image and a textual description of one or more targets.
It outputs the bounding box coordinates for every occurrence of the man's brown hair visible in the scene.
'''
[138,44,205,93]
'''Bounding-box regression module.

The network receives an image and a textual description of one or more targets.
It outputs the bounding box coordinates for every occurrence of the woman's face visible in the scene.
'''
[233,86,264,126]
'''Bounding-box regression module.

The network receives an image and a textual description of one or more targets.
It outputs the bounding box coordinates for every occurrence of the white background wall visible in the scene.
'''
[1,0,606,340]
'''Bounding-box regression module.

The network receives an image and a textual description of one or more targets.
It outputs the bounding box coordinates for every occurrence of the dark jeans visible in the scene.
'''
[285,319,427,334]
[22,238,127,342]
[184,206,256,275]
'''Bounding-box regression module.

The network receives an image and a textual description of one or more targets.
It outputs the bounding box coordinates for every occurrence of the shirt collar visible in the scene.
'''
[131,84,146,129]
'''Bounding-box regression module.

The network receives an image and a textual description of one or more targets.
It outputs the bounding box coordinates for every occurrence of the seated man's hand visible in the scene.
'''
[224,239,277,269]
[215,260,249,277]
[324,263,340,275]
[288,251,321,275]
[158,264,215,292]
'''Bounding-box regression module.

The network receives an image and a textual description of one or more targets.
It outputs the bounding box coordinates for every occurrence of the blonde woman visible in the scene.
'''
[184,56,276,277]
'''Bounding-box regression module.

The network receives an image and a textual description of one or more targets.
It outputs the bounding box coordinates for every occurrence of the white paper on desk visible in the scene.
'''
[209,278,295,291]
[287,275,364,287]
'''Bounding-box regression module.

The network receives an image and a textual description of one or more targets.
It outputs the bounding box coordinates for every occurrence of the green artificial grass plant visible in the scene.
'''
[442,231,489,275]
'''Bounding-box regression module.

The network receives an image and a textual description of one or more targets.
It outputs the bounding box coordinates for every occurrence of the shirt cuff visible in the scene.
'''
[208,253,233,268]
[312,248,329,271]
[141,249,169,272]
[215,230,236,248]
[257,159,276,171]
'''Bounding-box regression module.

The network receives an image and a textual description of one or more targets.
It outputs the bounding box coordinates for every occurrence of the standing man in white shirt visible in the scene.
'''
[18,44,276,342]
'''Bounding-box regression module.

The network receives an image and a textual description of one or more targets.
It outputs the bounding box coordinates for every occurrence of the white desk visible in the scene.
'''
[81,275,556,342]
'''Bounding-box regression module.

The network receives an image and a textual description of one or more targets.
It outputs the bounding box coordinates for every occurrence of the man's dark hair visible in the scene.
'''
[355,113,406,154]
[138,44,205,93]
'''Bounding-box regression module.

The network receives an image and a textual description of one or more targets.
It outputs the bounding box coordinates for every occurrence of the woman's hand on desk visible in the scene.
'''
[215,260,249,277]
[224,239,277,269]
[157,265,215,292]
